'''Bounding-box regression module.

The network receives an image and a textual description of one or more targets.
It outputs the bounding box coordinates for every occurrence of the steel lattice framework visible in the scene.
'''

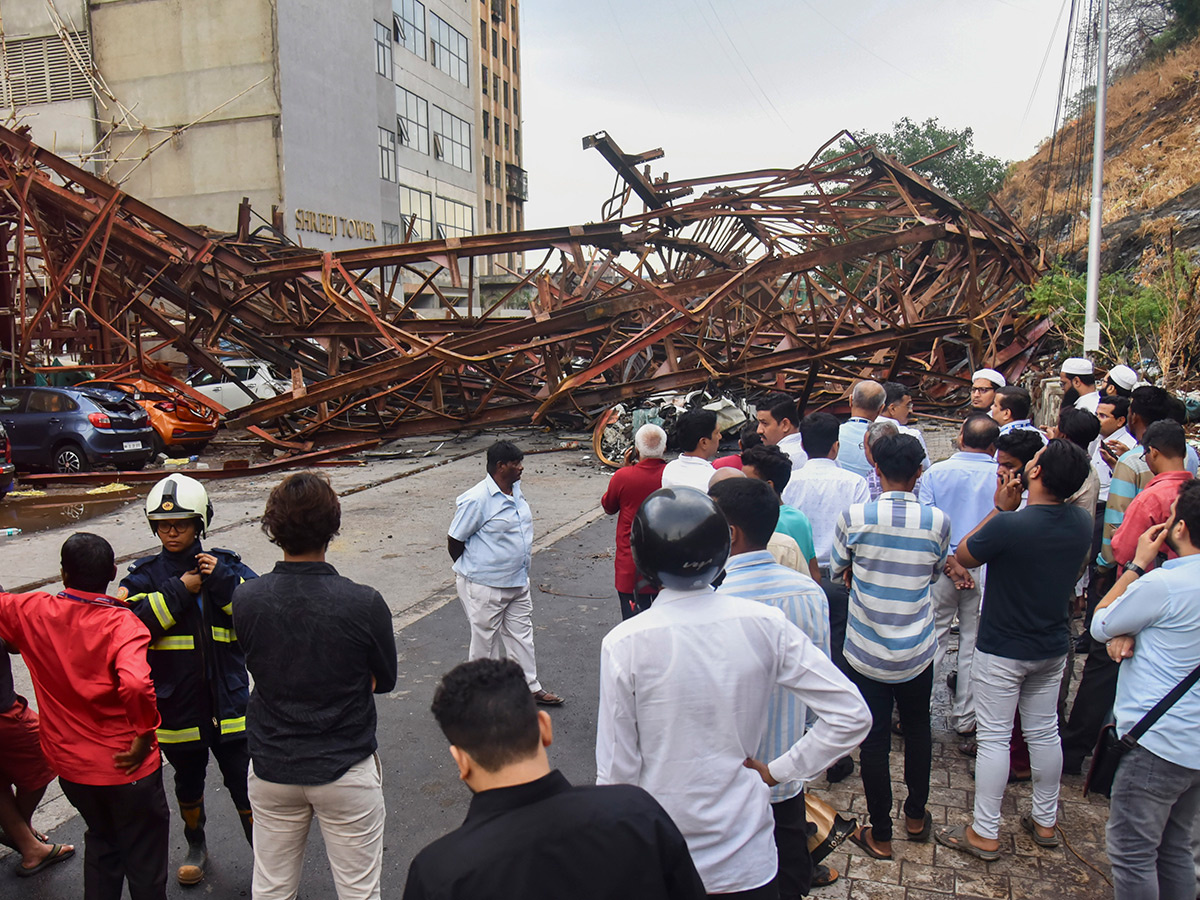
[0,125,1048,450]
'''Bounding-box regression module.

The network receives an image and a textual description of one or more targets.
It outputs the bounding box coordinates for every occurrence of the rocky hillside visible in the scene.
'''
[997,36,1200,274]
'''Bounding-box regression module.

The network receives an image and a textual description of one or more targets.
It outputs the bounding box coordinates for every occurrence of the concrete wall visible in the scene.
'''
[0,0,97,168]
[90,0,282,231]
[276,0,387,250]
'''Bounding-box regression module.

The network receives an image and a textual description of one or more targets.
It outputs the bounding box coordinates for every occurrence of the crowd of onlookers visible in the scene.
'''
[0,358,1198,900]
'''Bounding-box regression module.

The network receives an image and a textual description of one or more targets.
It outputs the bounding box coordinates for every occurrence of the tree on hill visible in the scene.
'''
[830,117,1008,209]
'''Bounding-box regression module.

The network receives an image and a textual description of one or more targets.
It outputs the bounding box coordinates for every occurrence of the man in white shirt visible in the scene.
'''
[756,393,807,472]
[918,414,1000,741]
[1094,395,1138,505]
[990,386,1047,444]
[661,409,721,492]
[1103,364,1137,399]
[837,381,885,479]
[970,368,1007,413]
[879,382,930,469]
[1061,357,1101,414]
[597,488,870,898]
[781,411,869,789]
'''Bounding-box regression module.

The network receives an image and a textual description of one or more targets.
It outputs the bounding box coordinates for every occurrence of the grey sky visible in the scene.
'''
[520,0,1071,228]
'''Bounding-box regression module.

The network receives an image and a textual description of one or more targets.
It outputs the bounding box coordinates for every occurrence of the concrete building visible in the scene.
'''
[2,0,526,271]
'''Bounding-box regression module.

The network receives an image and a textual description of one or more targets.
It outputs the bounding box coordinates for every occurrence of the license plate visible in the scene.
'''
[123,441,142,451]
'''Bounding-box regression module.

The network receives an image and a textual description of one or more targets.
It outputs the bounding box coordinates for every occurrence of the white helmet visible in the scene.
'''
[145,474,213,536]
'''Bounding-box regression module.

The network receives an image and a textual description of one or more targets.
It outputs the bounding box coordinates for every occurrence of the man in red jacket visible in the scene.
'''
[0,532,168,900]
[601,424,667,618]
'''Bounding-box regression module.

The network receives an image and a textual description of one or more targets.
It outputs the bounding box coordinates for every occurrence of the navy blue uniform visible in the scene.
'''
[120,542,256,816]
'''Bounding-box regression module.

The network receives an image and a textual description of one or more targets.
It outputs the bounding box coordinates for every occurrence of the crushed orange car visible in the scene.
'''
[75,377,219,455]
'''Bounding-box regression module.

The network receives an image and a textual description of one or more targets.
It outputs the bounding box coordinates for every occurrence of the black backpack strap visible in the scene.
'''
[1127,661,1200,743]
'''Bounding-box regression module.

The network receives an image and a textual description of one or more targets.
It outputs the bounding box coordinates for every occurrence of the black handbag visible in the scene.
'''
[1084,660,1200,798]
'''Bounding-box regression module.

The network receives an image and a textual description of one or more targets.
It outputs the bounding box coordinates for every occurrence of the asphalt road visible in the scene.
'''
[0,434,624,897]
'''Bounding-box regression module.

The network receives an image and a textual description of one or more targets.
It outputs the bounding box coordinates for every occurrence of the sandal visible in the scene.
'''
[906,811,932,842]
[812,863,839,886]
[532,689,564,706]
[849,825,893,860]
[934,824,1000,861]
[15,843,74,877]
[1020,814,1060,847]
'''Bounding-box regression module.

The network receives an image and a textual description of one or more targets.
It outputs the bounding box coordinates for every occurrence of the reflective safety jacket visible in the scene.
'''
[119,541,256,748]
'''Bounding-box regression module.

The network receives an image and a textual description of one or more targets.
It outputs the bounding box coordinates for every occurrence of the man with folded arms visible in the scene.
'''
[1092,482,1200,900]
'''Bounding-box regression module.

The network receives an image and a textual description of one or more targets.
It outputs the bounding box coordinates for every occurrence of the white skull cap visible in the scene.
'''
[972,368,1006,387]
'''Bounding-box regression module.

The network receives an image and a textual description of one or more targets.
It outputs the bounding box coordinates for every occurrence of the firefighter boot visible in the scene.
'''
[177,798,208,885]
[237,807,254,845]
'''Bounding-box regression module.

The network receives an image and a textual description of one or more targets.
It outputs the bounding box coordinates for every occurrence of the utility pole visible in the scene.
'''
[1083,0,1109,355]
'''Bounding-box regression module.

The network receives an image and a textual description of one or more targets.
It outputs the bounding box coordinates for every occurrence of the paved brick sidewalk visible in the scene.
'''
[807,648,1114,900]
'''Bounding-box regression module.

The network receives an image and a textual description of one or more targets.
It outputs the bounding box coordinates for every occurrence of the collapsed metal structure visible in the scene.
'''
[0,125,1048,450]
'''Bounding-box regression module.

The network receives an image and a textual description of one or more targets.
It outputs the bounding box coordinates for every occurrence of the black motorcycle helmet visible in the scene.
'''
[631,487,730,591]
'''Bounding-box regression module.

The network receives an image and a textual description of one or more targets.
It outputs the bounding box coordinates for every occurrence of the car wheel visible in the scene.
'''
[151,431,166,458]
[52,443,87,474]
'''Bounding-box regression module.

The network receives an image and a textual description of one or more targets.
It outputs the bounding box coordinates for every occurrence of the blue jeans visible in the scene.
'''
[1107,744,1200,900]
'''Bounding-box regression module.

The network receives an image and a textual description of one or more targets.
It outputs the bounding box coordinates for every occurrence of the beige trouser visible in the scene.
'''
[455,574,542,692]
[248,753,385,900]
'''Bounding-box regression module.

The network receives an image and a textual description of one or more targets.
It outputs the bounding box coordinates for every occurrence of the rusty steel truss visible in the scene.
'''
[0,125,1048,450]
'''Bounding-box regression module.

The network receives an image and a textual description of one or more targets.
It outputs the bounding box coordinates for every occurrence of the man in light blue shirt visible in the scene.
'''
[919,414,1000,739]
[710,477,843,895]
[1091,480,1200,900]
[447,441,563,705]
[837,380,885,479]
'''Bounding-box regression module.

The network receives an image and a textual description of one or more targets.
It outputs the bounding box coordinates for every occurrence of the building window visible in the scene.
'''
[516,207,523,230]
[511,5,517,29]
[494,158,501,186]
[507,204,513,232]
[397,86,430,154]
[483,154,491,184]
[375,21,393,77]
[503,80,509,109]
[430,13,469,86]
[492,73,499,98]
[399,186,433,241]
[492,27,498,56]
[481,115,489,142]
[435,195,475,240]
[493,114,500,144]
[480,18,487,43]
[514,128,520,161]
[504,123,510,150]
[0,31,91,107]
[485,199,492,230]
[393,0,426,60]
[512,87,518,116]
[431,105,472,171]
[481,63,488,93]
[502,37,508,67]
[378,127,396,181]
[512,44,518,71]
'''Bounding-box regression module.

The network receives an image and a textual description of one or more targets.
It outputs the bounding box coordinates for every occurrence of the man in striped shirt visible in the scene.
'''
[710,477,842,897]
[831,434,950,860]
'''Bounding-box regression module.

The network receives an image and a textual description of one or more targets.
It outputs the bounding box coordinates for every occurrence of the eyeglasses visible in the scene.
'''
[970,387,994,393]
[156,522,194,535]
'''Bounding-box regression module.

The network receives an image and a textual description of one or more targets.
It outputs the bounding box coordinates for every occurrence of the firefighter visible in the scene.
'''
[118,473,256,886]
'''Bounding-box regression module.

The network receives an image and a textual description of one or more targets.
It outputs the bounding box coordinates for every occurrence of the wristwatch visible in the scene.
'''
[1125,562,1147,577]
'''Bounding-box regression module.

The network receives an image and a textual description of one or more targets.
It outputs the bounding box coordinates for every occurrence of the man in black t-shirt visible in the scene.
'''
[935,440,1092,861]
[403,659,705,900]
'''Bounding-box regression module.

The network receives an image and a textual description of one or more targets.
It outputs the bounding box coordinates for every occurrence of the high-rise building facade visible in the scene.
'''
[2,0,525,268]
